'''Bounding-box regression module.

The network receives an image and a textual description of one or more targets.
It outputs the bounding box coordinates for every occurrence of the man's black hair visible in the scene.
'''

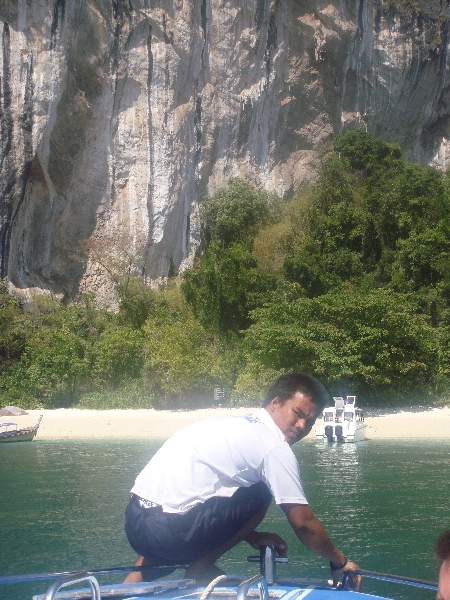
[436,530,450,563]
[262,372,329,410]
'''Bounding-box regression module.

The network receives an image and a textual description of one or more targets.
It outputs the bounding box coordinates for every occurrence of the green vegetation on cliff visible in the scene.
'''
[2,132,450,408]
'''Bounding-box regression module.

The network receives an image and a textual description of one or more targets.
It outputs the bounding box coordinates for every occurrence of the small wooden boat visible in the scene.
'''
[0,414,43,443]
[315,396,367,443]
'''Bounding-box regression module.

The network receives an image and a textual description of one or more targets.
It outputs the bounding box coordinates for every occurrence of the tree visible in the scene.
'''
[20,327,90,405]
[0,280,28,373]
[199,177,276,249]
[243,288,437,402]
[93,327,144,388]
[282,240,332,297]
[117,277,165,330]
[142,305,221,407]
[182,243,277,338]
[333,129,403,179]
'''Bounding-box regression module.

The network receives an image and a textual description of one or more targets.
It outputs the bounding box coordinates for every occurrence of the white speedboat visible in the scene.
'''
[315,396,367,443]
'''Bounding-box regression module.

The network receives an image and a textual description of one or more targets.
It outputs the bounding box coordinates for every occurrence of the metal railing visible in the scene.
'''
[341,569,438,591]
[0,564,189,586]
[237,574,270,600]
[43,573,101,600]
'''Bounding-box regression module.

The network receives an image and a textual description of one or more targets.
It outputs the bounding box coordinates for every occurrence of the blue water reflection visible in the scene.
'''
[1,439,449,600]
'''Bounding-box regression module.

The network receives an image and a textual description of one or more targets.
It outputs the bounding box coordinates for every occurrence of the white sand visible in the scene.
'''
[4,405,450,440]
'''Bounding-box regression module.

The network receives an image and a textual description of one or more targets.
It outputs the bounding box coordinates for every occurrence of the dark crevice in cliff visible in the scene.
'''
[5,56,35,276]
[146,21,154,244]
[185,213,190,257]
[255,0,265,31]
[163,16,171,129]
[264,12,277,85]
[110,4,126,212]
[111,22,122,74]
[4,159,33,283]
[50,0,65,50]
[357,0,364,37]
[112,0,133,21]
[254,0,266,51]
[434,20,449,98]
[0,202,12,279]
[200,0,207,67]
[0,22,14,279]
[1,22,12,167]
[162,13,174,45]
[238,99,252,158]
[21,57,34,143]
[374,6,382,34]
[194,87,202,184]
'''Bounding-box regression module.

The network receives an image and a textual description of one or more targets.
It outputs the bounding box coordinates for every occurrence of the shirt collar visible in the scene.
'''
[253,407,286,443]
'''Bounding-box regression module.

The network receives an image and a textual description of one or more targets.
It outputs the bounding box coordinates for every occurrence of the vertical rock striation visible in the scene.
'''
[1,0,449,300]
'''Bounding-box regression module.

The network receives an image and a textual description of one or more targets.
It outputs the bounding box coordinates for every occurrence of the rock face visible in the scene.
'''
[0,406,28,416]
[1,0,450,301]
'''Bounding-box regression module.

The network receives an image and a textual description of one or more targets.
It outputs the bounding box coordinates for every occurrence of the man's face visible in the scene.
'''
[266,392,321,445]
[438,559,450,600]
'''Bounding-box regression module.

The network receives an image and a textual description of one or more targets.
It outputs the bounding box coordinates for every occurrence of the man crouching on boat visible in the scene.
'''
[124,372,361,591]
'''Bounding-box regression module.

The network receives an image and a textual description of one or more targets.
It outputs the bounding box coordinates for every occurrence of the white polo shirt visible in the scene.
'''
[131,408,308,513]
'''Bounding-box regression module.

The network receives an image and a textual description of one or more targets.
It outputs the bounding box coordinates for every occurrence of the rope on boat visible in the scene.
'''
[199,574,228,599]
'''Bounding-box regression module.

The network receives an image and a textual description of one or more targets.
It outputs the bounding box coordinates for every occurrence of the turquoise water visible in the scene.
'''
[1,439,449,600]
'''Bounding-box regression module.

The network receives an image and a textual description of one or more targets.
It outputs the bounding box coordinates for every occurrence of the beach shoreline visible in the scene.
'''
[2,405,450,441]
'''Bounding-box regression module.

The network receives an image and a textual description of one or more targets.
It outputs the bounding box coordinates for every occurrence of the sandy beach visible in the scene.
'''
[3,405,450,440]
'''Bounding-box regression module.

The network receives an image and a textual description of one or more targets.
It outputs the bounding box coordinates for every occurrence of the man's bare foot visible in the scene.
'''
[123,556,156,583]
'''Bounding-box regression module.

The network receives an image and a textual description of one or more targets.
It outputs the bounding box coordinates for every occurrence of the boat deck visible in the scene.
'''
[32,581,389,600]
[2,546,437,600]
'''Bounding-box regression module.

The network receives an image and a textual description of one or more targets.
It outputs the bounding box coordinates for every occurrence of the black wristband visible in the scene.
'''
[330,555,348,571]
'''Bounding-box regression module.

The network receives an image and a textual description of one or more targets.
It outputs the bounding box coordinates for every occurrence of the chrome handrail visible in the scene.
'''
[237,574,269,600]
[341,569,438,591]
[44,573,101,600]
[0,564,189,585]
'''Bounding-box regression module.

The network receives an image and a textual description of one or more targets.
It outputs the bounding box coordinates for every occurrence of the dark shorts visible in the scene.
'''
[125,482,272,564]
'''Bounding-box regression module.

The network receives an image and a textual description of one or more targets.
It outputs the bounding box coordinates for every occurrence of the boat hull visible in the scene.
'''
[315,423,367,443]
[0,428,38,442]
[0,415,42,443]
[315,396,367,443]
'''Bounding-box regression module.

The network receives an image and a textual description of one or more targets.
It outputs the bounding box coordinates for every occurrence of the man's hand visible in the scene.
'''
[244,530,288,556]
[331,560,362,592]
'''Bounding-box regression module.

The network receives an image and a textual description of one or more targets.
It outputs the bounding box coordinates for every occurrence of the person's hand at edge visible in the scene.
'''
[244,531,288,556]
[331,559,362,592]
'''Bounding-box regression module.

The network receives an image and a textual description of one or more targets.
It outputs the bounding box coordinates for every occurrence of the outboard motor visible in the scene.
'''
[335,425,344,443]
[325,425,333,442]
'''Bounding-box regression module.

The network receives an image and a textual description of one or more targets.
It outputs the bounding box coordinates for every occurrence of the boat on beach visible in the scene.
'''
[0,545,438,600]
[0,414,43,443]
[315,396,367,443]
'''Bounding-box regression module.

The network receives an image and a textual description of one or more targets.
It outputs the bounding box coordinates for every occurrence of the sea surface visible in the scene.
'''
[1,439,449,600]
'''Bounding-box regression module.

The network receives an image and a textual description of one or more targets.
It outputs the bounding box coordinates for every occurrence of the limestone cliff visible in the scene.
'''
[1,0,450,301]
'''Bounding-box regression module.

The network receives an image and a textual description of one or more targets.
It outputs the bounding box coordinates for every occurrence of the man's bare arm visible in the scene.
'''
[281,503,361,591]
